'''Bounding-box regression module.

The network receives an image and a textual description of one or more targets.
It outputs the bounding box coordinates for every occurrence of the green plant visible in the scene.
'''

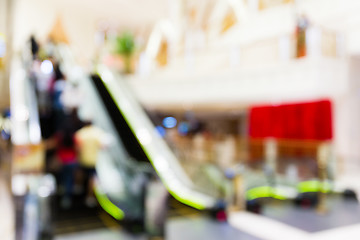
[115,32,135,73]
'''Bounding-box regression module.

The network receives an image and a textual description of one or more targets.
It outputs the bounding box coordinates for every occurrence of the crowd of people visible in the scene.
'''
[28,36,106,209]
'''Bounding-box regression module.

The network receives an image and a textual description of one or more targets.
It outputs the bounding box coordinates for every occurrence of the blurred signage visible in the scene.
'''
[249,100,333,140]
[13,143,45,174]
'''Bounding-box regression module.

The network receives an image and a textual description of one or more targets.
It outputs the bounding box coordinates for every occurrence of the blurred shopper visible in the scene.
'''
[30,35,39,60]
[61,82,83,113]
[296,15,309,58]
[51,63,67,131]
[35,60,54,118]
[213,133,237,171]
[75,121,110,207]
[193,133,207,164]
[217,135,236,171]
[56,128,77,209]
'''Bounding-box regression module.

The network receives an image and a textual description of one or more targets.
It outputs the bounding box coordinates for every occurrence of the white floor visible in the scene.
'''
[229,211,360,240]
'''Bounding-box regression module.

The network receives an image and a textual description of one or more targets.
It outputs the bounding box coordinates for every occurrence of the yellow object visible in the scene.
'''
[75,125,106,168]
[221,10,237,33]
[156,41,168,67]
[259,0,294,10]
[0,58,4,70]
[0,33,5,70]
[48,17,70,44]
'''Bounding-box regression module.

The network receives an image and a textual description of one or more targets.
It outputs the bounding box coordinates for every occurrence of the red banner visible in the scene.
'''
[249,100,333,140]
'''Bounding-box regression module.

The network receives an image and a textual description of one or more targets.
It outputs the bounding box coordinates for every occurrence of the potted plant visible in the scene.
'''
[115,32,135,74]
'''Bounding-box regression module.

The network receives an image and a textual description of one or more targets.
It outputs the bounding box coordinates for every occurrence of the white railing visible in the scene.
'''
[130,57,348,107]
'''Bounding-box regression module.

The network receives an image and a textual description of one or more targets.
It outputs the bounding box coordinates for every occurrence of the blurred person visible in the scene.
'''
[164,128,179,150]
[55,128,77,209]
[217,134,236,171]
[34,59,53,116]
[203,129,214,162]
[61,82,84,112]
[214,133,236,170]
[296,14,309,58]
[50,63,67,131]
[193,133,207,164]
[30,35,39,60]
[75,121,110,207]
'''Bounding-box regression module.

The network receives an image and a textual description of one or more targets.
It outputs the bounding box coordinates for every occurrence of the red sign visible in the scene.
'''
[249,100,333,140]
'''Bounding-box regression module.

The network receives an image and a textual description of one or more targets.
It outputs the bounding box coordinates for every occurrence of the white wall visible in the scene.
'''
[129,57,348,107]
[0,0,5,33]
[335,57,360,174]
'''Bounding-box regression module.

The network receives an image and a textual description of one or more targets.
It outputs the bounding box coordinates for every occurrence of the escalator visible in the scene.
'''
[78,65,225,225]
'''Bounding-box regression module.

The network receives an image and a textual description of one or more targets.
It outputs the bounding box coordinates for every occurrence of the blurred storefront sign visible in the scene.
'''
[12,143,45,174]
[249,100,333,140]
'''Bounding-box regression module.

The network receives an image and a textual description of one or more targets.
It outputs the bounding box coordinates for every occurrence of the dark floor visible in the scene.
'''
[53,193,117,235]
[54,194,201,234]
[53,195,261,240]
[53,193,360,239]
